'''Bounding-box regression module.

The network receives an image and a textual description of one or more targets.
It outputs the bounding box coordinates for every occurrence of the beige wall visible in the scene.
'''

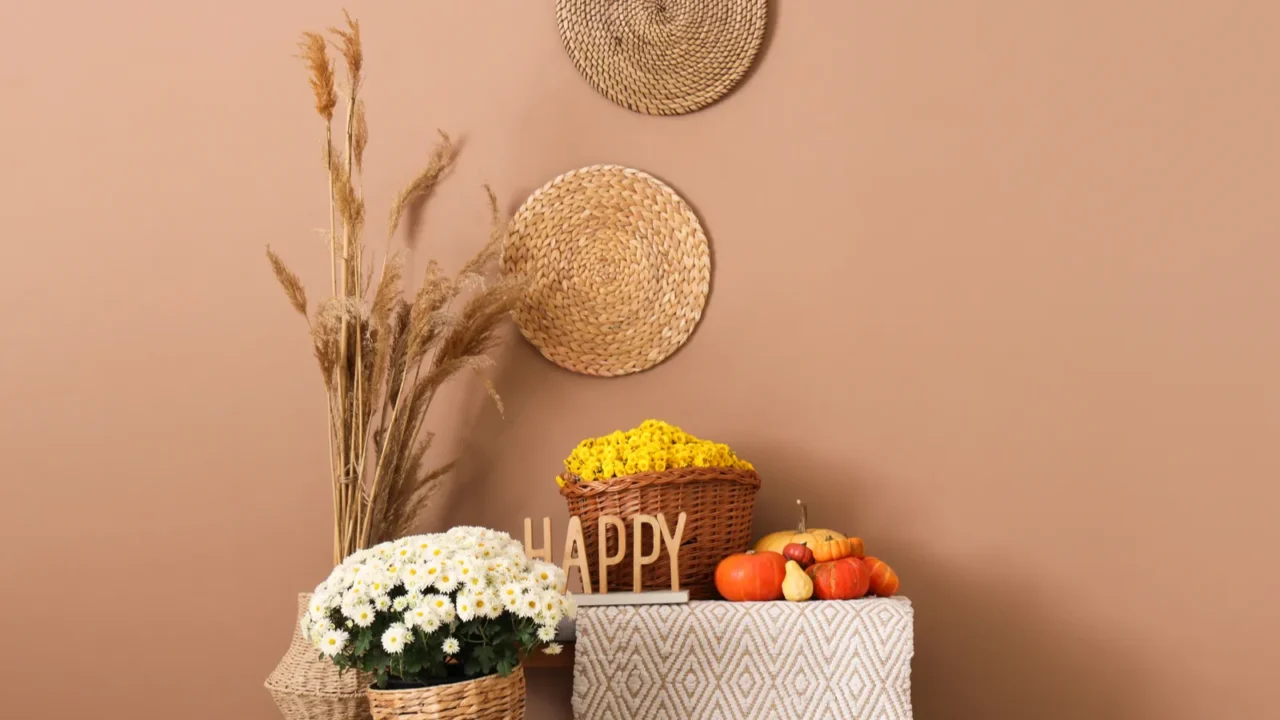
[3,1,1278,718]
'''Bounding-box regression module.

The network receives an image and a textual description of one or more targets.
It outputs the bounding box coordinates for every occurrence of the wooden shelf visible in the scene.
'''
[521,642,575,669]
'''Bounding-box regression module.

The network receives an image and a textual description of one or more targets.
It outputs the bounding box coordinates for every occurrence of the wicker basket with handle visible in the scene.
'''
[366,666,526,720]
[559,466,761,599]
[265,593,372,720]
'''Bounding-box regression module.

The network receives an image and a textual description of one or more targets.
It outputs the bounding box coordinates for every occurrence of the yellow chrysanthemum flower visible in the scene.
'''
[557,420,754,484]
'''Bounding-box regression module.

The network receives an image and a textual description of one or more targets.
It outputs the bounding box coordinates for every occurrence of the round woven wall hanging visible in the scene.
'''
[504,165,710,377]
[556,0,768,116]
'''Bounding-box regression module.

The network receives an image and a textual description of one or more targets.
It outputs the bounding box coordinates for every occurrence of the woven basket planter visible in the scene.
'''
[366,667,526,720]
[265,594,372,720]
[559,467,761,599]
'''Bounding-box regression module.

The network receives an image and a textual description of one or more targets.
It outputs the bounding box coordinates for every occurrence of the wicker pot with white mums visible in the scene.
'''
[304,527,574,720]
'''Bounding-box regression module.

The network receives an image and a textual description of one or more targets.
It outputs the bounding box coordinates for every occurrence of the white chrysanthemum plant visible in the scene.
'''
[304,526,575,688]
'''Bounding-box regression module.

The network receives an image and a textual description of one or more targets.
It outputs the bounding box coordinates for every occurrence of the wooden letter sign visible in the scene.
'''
[522,511,689,594]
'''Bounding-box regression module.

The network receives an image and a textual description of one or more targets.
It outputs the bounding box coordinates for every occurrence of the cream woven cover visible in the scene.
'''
[572,599,913,719]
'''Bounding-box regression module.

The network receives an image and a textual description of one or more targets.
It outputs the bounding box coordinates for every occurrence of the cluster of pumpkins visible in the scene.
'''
[714,500,901,603]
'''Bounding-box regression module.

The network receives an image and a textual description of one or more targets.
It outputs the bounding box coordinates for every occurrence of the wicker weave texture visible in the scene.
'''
[265,594,372,720]
[367,667,526,720]
[504,165,710,377]
[556,0,768,115]
[560,467,761,599]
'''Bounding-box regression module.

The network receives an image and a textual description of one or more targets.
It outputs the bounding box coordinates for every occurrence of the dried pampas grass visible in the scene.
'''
[268,14,525,562]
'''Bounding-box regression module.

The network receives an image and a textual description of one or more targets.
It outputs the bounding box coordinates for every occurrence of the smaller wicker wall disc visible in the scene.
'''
[505,165,710,377]
[556,0,768,116]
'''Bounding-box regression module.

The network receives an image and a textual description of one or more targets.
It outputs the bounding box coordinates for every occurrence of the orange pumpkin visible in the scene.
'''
[847,537,866,559]
[754,500,847,554]
[715,551,788,602]
[811,538,856,563]
[863,556,900,597]
[806,557,870,600]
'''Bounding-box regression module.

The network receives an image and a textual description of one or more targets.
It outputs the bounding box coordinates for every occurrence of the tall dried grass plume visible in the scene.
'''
[268,14,524,563]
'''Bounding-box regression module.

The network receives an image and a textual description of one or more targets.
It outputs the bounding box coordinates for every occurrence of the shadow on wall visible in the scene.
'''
[431,330,568,532]
[745,449,1154,720]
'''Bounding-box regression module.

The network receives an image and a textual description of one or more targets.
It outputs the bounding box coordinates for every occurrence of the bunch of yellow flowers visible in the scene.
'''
[557,419,754,486]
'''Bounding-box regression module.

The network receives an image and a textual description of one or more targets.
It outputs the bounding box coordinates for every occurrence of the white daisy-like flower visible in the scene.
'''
[367,574,394,596]
[308,618,335,644]
[350,603,375,628]
[517,592,540,619]
[456,590,478,622]
[469,591,495,618]
[342,586,368,606]
[442,637,461,655]
[434,597,457,623]
[309,529,575,659]
[480,590,503,619]
[339,599,360,619]
[531,562,559,588]
[424,594,452,616]
[309,597,330,619]
[417,540,442,563]
[435,569,461,593]
[381,623,409,654]
[550,567,567,590]
[543,642,563,656]
[319,629,349,657]
[402,563,427,587]
[463,572,487,591]
[538,590,561,617]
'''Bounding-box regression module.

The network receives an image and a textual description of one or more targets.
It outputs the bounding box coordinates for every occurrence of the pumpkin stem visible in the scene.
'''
[796,498,807,533]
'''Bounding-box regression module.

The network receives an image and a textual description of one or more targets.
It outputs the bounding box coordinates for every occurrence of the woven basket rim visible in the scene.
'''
[558,466,761,497]
[365,665,524,697]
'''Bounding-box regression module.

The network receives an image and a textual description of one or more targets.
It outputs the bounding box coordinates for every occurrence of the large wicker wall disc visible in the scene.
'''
[556,0,768,116]
[505,166,710,377]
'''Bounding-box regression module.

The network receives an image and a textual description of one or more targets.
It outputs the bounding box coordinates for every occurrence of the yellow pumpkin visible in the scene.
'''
[753,499,847,554]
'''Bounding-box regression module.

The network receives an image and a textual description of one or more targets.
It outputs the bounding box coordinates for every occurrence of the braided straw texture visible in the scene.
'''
[265,594,372,720]
[556,0,768,115]
[559,467,761,599]
[504,165,710,377]
[366,667,526,720]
